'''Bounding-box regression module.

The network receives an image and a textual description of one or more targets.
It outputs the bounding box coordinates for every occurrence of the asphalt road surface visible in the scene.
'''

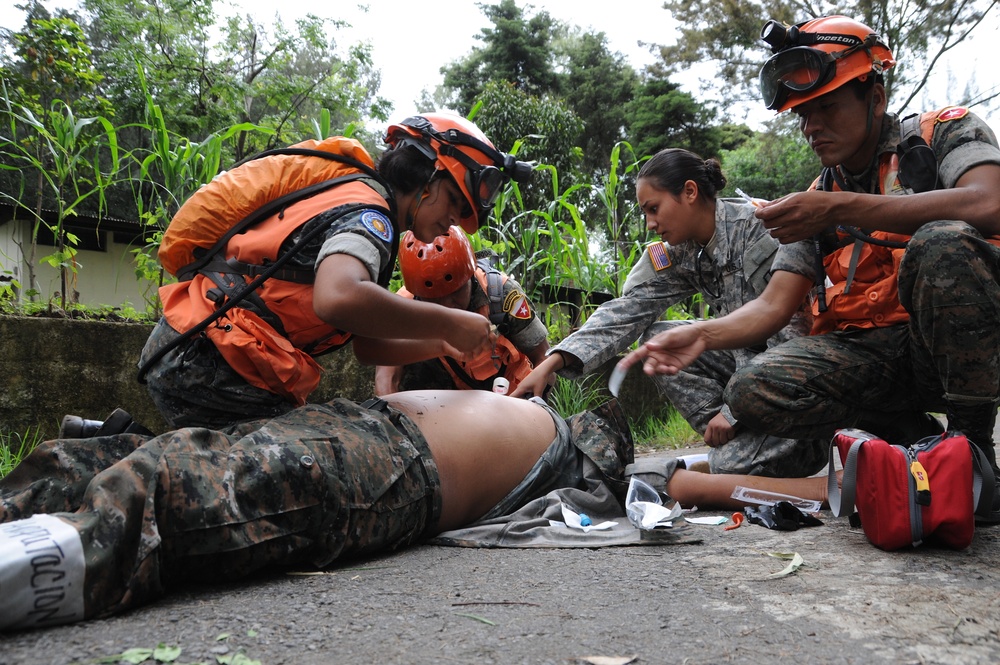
[3,443,1000,665]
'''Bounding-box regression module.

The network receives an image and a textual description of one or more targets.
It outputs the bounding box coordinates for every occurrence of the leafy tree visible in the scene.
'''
[625,76,722,160]
[213,12,389,159]
[472,80,584,222]
[441,0,558,113]
[554,28,638,176]
[1,2,111,119]
[654,0,1000,114]
[80,0,389,159]
[720,115,820,200]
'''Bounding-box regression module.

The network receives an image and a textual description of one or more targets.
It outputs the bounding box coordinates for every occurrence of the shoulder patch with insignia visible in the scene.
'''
[936,106,969,123]
[503,289,532,319]
[647,241,672,271]
[360,210,393,243]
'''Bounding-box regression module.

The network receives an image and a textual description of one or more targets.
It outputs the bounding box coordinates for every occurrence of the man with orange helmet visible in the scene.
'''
[615,15,1000,512]
[374,227,550,396]
[131,112,532,430]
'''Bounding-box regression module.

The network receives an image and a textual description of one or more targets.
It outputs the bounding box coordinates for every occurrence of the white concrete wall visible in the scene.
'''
[2,219,157,309]
[0,219,25,291]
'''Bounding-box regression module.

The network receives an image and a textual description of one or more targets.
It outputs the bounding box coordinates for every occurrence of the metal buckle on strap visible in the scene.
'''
[359,397,390,414]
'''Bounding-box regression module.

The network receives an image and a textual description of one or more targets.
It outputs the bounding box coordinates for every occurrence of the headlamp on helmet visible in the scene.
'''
[757,15,894,112]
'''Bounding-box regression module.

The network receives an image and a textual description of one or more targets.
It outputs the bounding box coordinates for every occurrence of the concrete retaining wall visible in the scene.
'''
[0,316,662,440]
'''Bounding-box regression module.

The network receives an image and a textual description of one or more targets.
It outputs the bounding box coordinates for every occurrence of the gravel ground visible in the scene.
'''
[3,445,1000,665]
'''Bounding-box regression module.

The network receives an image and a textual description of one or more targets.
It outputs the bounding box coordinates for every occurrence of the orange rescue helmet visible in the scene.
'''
[399,226,476,299]
[758,15,895,112]
[384,112,532,233]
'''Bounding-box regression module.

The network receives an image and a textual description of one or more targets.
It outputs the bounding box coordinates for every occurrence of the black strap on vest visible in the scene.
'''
[896,113,940,194]
[360,397,391,413]
[475,254,509,332]
[810,118,938,310]
[138,145,399,385]
[137,201,397,384]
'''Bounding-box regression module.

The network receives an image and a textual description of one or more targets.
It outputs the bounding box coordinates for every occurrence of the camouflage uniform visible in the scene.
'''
[727,109,1000,470]
[0,397,631,630]
[399,270,548,391]
[139,210,395,430]
[552,198,822,476]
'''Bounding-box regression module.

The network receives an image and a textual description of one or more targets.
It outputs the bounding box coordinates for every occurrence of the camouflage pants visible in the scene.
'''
[139,318,295,429]
[0,399,441,629]
[0,397,632,629]
[728,221,1000,445]
[644,321,828,477]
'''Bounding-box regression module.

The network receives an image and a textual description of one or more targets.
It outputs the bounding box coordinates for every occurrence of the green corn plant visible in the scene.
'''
[589,141,648,296]
[0,84,122,310]
[131,65,271,315]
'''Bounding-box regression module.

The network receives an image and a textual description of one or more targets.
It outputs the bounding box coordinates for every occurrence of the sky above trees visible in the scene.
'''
[2,0,997,127]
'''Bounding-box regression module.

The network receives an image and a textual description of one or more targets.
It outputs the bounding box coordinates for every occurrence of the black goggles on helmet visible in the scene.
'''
[438,143,507,214]
[759,34,876,110]
[398,116,534,217]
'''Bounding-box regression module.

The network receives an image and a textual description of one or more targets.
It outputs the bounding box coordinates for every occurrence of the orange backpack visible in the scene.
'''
[138,137,395,385]
[159,136,388,280]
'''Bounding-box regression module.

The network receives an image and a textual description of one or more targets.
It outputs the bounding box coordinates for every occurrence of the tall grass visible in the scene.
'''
[0,427,43,478]
[546,375,607,418]
[630,409,701,450]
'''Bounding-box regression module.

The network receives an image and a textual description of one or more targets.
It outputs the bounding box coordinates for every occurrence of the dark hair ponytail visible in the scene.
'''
[376,144,437,197]
[637,148,726,202]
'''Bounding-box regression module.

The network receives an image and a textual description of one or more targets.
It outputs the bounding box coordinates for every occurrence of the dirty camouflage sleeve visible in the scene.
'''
[931,109,1000,187]
[497,273,548,353]
[552,241,702,378]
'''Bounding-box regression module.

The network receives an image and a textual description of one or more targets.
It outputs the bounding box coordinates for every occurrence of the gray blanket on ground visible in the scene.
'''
[430,456,701,548]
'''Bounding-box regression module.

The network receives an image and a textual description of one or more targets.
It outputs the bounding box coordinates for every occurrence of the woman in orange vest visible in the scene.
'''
[130,113,533,430]
[374,227,550,396]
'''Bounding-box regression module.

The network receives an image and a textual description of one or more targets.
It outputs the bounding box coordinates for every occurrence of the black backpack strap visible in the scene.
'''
[177,171,374,281]
[476,255,508,330]
[197,256,316,284]
[970,441,997,518]
[202,268,288,337]
[896,113,940,193]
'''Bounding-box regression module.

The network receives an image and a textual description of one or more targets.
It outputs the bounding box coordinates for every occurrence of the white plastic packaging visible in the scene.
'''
[625,475,682,529]
[730,486,823,514]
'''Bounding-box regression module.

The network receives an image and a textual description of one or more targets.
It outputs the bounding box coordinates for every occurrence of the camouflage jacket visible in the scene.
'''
[554,198,812,377]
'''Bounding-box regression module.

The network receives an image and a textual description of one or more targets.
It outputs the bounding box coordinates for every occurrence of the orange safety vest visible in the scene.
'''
[159,138,394,405]
[399,267,535,391]
[809,107,960,334]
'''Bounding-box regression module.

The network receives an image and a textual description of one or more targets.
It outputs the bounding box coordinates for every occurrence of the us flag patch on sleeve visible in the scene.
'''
[647,241,672,271]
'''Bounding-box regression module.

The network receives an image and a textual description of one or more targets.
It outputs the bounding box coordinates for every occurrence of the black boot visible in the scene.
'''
[58,415,105,438]
[856,410,945,444]
[59,408,154,439]
[947,401,1000,524]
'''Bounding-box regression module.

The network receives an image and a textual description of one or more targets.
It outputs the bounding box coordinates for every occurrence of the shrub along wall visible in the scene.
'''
[0,317,661,441]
